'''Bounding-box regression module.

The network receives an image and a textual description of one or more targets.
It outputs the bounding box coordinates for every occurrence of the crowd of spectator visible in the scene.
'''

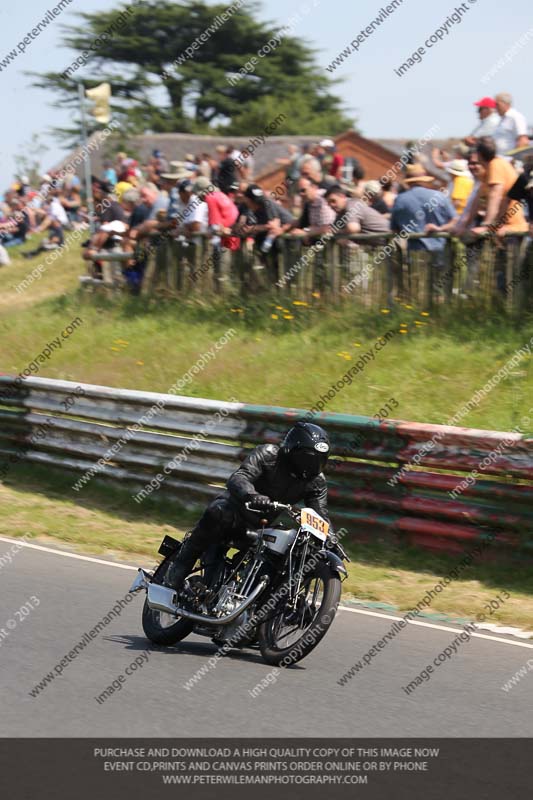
[1,91,531,294]
[0,170,85,266]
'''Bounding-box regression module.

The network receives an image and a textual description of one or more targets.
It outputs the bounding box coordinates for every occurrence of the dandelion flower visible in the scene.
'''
[421,311,430,317]
[271,314,279,320]
[380,308,390,314]
[283,314,295,320]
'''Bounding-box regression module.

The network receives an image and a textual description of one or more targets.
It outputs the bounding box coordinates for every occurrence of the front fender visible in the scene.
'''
[319,549,348,577]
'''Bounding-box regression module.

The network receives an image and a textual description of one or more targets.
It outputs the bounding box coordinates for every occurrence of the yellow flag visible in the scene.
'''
[85,82,111,124]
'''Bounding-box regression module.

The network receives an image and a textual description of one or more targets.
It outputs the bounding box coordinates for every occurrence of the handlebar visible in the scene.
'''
[243,501,347,559]
[244,500,294,514]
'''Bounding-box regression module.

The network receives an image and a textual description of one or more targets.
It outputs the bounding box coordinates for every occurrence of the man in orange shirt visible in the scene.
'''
[469,137,527,236]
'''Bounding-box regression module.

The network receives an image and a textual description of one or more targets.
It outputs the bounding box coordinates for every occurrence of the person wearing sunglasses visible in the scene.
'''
[287,177,336,240]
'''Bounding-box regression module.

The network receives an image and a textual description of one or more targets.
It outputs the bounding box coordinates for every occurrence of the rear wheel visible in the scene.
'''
[258,560,341,666]
[141,555,194,646]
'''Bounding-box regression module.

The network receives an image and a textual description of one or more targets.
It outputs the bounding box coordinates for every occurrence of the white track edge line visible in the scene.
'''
[0,535,138,570]
[337,606,533,649]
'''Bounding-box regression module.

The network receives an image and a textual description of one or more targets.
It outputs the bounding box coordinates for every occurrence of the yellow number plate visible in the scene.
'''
[301,508,330,538]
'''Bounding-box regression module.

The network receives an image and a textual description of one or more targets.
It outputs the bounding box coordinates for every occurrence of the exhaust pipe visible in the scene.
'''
[146,578,269,626]
[129,568,153,593]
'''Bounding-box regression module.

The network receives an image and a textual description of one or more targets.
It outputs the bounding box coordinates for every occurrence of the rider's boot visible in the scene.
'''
[166,528,210,592]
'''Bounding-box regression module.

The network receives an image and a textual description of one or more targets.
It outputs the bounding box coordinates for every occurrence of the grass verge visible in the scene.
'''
[1,281,533,432]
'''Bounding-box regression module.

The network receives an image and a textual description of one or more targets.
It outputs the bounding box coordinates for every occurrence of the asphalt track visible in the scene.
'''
[1,535,532,737]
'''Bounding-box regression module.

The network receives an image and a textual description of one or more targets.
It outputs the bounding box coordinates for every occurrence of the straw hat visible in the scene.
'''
[403,164,434,184]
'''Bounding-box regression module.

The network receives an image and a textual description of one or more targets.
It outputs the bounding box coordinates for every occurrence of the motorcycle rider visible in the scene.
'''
[167,421,333,592]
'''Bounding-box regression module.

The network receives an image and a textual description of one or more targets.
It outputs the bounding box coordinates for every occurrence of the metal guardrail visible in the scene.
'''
[82,231,533,312]
[1,376,533,554]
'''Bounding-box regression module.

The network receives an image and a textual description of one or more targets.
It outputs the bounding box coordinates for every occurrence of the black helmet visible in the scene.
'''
[280,422,330,479]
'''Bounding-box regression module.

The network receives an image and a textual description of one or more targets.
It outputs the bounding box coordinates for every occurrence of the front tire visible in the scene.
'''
[141,555,194,646]
[258,561,341,667]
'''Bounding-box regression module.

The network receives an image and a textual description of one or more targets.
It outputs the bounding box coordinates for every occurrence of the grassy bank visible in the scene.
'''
[1,463,532,631]
[1,243,532,431]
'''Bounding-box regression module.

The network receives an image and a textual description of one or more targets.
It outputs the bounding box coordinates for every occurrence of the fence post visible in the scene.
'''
[167,238,179,293]
[140,236,161,296]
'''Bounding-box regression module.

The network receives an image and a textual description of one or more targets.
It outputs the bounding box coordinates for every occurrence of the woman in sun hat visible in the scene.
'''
[446,160,474,214]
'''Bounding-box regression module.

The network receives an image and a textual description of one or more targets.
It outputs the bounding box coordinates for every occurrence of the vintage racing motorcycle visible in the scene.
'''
[130,501,348,666]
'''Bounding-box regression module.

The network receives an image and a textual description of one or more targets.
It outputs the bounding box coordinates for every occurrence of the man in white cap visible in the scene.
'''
[494,93,529,156]
[363,180,389,215]
[320,138,344,180]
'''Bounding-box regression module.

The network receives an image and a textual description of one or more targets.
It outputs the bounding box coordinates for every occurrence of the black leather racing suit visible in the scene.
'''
[169,444,333,587]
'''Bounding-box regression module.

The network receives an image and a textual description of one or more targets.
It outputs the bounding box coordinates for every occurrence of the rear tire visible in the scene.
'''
[258,561,341,667]
[141,555,194,646]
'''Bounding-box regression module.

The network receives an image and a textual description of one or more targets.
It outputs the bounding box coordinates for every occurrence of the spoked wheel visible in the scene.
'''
[258,561,341,666]
[141,555,194,646]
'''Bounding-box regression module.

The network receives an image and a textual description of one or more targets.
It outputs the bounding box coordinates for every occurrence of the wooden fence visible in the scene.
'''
[83,232,533,312]
[1,376,532,556]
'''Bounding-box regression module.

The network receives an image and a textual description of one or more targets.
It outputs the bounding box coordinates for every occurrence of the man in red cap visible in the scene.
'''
[464,97,499,145]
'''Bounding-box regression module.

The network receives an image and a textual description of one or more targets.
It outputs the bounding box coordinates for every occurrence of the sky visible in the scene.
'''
[0,0,532,189]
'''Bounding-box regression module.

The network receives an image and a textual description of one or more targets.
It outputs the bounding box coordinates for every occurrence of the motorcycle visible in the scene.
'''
[130,501,349,666]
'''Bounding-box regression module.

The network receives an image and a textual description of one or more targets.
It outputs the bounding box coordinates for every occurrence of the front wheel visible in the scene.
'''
[141,555,194,646]
[258,560,341,667]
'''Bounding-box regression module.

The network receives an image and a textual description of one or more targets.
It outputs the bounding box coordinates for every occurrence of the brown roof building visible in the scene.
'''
[52,129,455,190]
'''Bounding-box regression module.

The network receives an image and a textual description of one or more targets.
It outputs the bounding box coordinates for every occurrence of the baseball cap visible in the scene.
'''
[192,176,214,196]
[319,138,335,148]
[474,97,497,109]
[243,184,265,202]
[364,180,381,195]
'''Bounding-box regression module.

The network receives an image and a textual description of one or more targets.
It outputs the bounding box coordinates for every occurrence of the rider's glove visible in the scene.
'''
[249,494,273,510]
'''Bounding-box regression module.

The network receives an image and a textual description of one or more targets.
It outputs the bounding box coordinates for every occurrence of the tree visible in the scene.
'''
[31,0,355,144]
